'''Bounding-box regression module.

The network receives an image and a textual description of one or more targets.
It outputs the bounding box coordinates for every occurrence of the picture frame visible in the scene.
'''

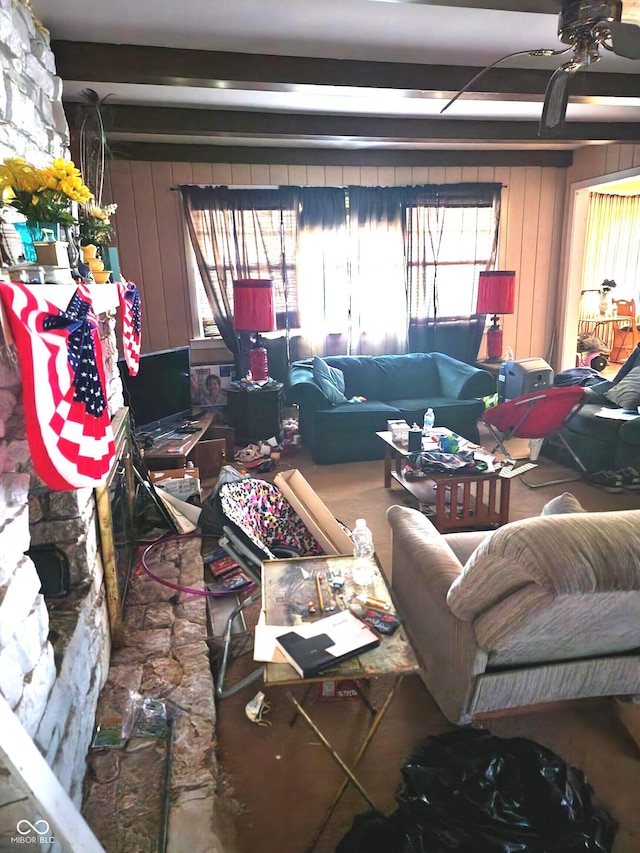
[190,363,236,424]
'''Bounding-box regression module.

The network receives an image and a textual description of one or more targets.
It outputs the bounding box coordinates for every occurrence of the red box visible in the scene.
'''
[315,680,366,702]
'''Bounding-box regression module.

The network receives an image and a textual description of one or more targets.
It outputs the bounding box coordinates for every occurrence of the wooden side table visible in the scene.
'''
[261,554,420,851]
[226,384,283,446]
[475,359,501,391]
[142,412,213,470]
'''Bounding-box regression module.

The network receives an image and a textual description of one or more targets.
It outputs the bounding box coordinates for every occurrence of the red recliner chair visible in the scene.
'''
[483,386,588,488]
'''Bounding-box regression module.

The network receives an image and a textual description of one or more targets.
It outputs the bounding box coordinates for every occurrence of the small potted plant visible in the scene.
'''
[78,203,117,248]
[78,203,118,282]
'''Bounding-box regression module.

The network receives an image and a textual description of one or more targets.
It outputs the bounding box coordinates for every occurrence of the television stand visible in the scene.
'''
[142,412,214,471]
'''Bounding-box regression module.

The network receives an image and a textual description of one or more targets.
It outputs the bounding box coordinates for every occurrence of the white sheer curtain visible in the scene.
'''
[583,192,640,309]
[297,220,350,352]
[348,211,407,354]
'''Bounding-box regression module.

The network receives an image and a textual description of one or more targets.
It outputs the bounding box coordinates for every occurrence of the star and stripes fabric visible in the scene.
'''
[118,280,141,376]
[0,280,115,490]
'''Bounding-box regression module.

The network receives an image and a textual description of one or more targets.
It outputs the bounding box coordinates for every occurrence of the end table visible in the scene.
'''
[475,359,501,392]
[226,383,283,446]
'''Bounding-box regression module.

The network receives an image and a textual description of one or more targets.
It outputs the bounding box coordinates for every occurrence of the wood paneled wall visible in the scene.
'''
[555,143,640,368]
[567,143,640,186]
[105,159,568,363]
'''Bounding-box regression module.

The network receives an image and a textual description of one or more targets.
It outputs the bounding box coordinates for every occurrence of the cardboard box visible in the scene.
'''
[33,240,70,268]
[274,469,354,556]
[150,468,201,501]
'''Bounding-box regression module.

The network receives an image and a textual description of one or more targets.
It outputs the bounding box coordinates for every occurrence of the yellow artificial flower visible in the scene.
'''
[0,156,92,225]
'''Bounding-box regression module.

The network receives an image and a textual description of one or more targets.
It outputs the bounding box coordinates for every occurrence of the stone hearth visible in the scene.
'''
[82,534,229,853]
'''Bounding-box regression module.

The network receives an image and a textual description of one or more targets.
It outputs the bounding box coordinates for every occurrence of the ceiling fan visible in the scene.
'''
[440,0,640,137]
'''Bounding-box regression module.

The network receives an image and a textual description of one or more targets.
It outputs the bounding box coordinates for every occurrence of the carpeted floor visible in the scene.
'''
[211,433,640,853]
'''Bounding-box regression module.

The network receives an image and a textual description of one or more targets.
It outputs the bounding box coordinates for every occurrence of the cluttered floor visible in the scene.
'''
[82,439,640,853]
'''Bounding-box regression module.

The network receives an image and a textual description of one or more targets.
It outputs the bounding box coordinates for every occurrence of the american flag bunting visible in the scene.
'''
[118,280,141,375]
[0,281,116,490]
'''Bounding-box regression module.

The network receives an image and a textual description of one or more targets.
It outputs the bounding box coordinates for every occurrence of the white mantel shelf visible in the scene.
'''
[30,283,119,314]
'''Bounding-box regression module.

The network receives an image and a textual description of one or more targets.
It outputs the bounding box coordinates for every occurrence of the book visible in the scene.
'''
[206,549,242,578]
[205,547,254,596]
[206,570,254,595]
[274,610,380,679]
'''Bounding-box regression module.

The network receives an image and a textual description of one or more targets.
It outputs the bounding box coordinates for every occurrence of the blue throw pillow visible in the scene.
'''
[312,357,348,405]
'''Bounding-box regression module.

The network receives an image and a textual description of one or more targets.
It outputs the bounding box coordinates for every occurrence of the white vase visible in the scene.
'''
[598,293,608,316]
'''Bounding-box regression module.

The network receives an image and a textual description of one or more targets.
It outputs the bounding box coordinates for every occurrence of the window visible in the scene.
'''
[183,183,500,355]
[406,199,498,319]
[187,191,299,339]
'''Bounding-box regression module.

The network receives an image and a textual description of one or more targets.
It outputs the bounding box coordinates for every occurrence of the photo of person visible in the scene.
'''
[190,364,235,417]
[200,373,227,407]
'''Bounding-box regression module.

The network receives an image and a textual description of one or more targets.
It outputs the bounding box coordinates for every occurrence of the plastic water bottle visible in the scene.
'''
[351,518,375,587]
[423,408,435,435]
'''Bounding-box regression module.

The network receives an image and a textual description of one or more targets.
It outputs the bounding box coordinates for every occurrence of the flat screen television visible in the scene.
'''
[118,346,192,432]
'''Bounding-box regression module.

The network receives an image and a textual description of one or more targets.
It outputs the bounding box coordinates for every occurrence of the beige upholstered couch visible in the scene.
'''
[387,503,640,725]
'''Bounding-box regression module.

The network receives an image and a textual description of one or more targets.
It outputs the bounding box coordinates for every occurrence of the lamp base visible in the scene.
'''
[250,336,269,382]
[485,325,504,362]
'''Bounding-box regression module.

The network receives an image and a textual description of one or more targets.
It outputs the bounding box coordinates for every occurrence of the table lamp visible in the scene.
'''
[233,279,277,381]
[476,270,516,362]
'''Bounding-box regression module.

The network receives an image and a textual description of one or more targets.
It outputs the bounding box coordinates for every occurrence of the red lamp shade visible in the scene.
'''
[476,271,516,362]
[476,270,516,316]
[233,279,277,382]
[233,279,276,332]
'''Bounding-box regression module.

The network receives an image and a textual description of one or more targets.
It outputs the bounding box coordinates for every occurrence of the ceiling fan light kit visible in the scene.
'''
[442,0,640,137]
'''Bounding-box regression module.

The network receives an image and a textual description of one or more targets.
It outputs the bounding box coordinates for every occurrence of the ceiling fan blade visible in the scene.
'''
[608,21,640,58]
[538,60,584,137]
[440,47,568,114]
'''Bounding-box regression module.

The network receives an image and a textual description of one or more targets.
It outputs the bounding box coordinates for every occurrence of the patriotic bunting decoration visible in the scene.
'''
[0,281,115,490]
[117,280,141,375]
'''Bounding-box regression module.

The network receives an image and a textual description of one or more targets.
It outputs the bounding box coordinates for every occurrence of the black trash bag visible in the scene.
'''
[336,810,404,853]
[338,729,617,853]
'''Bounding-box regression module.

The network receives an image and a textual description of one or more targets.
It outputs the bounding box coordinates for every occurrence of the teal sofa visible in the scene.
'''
[287,353,495,464]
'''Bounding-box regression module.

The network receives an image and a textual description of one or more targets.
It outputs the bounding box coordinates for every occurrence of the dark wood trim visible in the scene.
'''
[51,41,640,99]
[393,0,561,11]
[109,142,573,167]
[63,103,640,143]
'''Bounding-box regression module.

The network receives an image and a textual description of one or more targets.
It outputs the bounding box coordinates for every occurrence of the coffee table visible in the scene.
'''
[376,430,510,533]
[260,554,420,851]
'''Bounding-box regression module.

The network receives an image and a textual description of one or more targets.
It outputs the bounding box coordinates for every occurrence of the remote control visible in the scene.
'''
[499,462,538,478]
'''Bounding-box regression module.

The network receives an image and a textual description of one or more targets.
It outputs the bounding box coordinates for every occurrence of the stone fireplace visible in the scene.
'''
[0,3,121,834]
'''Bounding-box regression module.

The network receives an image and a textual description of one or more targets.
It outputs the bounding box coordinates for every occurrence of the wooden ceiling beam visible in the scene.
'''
[384,0,560,12]
[63,102,640,143]
[51,40,640,99]
[109,142,573,167]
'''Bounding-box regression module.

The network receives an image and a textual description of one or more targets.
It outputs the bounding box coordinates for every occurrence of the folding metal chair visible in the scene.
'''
[483,386,588,488]
[213,478,324,698]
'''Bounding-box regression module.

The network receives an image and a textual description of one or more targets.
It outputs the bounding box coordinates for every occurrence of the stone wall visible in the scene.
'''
[0,0,67,163]
[0,0,114,836]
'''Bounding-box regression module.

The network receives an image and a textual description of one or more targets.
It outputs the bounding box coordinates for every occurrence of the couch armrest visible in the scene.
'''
[386,505,487,724]
[434,352,496,400]
[286,362,331,410]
